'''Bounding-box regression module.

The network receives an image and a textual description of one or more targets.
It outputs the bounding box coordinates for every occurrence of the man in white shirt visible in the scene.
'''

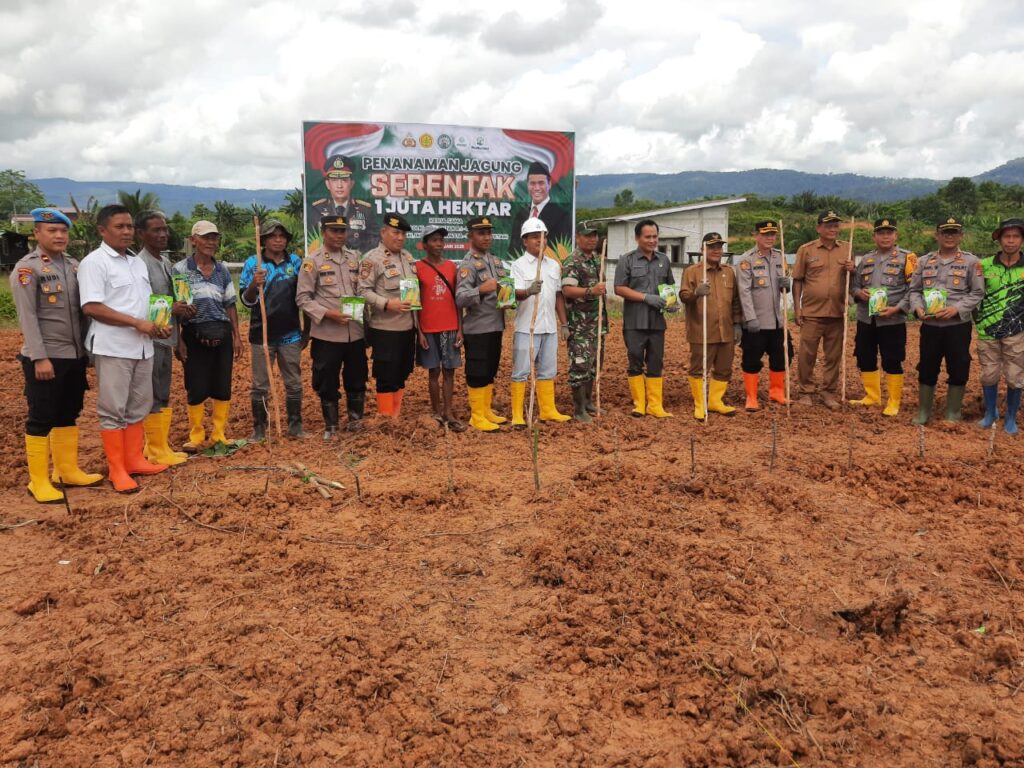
[79,204,172,493]
[509,217,570,426]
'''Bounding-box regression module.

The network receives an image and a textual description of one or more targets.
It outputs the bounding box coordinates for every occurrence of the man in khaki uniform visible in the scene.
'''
[296,215,368,436]
[792,210,855,409]
[11,208,103,503]
[679,232,742,419]
[357,213,417,419]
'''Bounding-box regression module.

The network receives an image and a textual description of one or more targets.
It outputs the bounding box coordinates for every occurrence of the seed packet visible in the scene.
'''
[659,283,678,310]
[148,295,173,328]
[923,288,948,316]
[340,296,366,325]
[400,278,422,310]
[867,287,888,316]
[172,274,193,304]
[496,275,518,309]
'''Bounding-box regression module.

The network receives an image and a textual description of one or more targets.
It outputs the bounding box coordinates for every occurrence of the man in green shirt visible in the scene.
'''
[975,217,1024,434]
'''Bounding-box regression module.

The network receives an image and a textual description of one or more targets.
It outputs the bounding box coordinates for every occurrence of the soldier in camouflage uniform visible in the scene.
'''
[311,154,379,255]
[561,223,608,422]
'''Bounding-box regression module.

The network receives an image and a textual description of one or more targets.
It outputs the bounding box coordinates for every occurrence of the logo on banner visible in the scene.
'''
[402,134,417,148]
[437,134,452,149]
[419,133,433,148]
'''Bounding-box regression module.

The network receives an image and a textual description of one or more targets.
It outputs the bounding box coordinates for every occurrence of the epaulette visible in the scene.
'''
[312,198,327,206]
[355,199,371,207]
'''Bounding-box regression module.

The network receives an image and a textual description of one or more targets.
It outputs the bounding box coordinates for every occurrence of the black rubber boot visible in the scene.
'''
[346,392,366,432]
[572,386,592,423]
[250,398,267,441]
[286,397,307,439]
[321,400,339,441]
[584,380,601,415]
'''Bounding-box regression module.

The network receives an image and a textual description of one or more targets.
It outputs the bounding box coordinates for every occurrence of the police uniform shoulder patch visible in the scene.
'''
[975,263,984,277]
[359,260,373,279]
[739,261,750,270]
[17,268,32,286]
[459,267,470,279]
[302,260,314,273]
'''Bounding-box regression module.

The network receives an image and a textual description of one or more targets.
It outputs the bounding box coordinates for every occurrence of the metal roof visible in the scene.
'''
[589,197,747,223]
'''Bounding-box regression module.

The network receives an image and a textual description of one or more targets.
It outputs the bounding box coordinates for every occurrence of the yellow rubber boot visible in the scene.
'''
[25,435,64,503]
[628,375,646,417]
[483,384,507,424]
[537,379,570,422]
[209,399,232,444]
[645,377,673,418]
[143,412,187,466]
[510,381,527,428]
[850,370,882,406]
[882,374,904,417]
[689,377,706,421]
[708,379,737,416]
[49,426,103,486]
[183,402,206,452]
[162,409,188,462]
[467,386,499,432]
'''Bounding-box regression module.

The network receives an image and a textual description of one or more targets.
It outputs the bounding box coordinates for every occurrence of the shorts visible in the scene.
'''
[417,331,463,370]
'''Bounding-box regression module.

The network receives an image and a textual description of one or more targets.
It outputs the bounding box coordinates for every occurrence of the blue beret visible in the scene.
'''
[31,207,72,228]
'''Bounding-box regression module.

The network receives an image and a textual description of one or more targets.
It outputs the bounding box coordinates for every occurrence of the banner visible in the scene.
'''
[302,121,575,261]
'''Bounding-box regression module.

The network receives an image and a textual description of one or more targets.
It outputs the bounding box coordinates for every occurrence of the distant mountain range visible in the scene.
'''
[31,158,1024,215]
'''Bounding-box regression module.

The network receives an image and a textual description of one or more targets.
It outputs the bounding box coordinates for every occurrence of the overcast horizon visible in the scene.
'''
[2,0,1022,188]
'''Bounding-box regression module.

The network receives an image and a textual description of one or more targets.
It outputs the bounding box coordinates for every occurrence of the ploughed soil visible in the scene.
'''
[1,320,1022,768]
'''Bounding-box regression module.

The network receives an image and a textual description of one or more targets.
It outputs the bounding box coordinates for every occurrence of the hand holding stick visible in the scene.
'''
[254,216,283,441]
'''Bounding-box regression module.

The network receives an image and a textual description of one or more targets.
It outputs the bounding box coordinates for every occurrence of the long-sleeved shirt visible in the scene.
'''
[679,261,741,344]
[907,249,985,327]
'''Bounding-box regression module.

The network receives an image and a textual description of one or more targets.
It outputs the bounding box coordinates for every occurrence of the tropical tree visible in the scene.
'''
[939,177,979,216]
[213,200,246,234]
[191,203,214,220]
[250,202,271,223]
[284,188,304,218]
[0,169,47,219]
[68,195,102,256]
[117,188,162,220]
[613,188,635,208]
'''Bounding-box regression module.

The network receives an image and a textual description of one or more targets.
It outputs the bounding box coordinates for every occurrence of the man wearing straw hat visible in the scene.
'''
[792,210,855,410]
[560,222,607,422]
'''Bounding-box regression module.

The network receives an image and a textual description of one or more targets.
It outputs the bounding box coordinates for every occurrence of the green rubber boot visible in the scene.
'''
[912,384,935,426]
[944,385,965,422]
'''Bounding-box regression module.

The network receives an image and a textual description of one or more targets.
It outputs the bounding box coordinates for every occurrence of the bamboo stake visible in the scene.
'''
[525,231,547,429]
[594,236,608,418]
[841,217,855,403]
[702,241,709,425]
[779,219,791,416]
[253,216,283,439]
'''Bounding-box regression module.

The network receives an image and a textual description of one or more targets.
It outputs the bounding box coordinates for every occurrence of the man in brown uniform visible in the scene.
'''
[296,215,368,437]
[792,211,855,409]
[679,233,741,419]
[357,213,417,418]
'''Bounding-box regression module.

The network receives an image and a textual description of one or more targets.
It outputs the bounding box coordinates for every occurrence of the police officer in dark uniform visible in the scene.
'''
[11,208,103,503]
[311,154,379,255]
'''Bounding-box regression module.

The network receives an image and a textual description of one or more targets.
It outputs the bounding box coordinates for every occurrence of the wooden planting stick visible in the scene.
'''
[594,236,608,418]
[841,217,855,402]
[779,219,791,415]
[254,216,283,440]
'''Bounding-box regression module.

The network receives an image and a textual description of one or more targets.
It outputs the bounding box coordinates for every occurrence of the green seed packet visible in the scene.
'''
[867,287,888,316]
[496,275,518,309]
[148,295,173,328]
[658,283,678,310]
[172,274,192,304]
[923,288,948,316]
[340,296,366,325]
[400,278,422,310]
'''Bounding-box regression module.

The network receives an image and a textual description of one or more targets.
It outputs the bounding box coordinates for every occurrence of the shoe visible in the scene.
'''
[346,392,366,432]
[49,426,104,486]
[913,384,935,425]
[286,397,307,439]
[321,399,339,440]
[183,402,206,452]
[537,379,570,422]
[250,397,268,441]
[25,434,64,503]
[142,413,187,467]
[821,393,840,410]
[768,371,788,405]
[1005,387,1021,435]
[483,384,507,424]
[123,421,168,475]
[628,375,646,417]
[850,370,881,406]
[376,392,395,418]
[510,381,527,428]
[583,380,601,415]
[100,429,138,493]
[978,384,999,428]
[882,374,904,417]
[645,376,673,418]
[688,377,706,421]
[209,399,232,444]
[708,378,736,416]
[795,394,814,406]
[445,418,467,433]
[467,386,500,432]
[944,385,965,422]
[572,386,592,423]
[743,373,761,411]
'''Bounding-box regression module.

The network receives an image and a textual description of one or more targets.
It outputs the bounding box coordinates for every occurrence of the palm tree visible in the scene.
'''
[250,203,271,223]
[213,200,246,234]
[117,189,162,220]
[284,188,304,218]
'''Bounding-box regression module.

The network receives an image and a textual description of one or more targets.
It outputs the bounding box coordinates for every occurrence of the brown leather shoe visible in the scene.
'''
[821,393,841,410]
[795,394,815,406]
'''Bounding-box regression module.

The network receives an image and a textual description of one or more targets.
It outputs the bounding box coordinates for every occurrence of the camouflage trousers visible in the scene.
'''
[567,321,607,387]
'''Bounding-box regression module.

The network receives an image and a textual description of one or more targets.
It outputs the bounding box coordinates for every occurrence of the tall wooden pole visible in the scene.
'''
[253,216,283,439]
[526,231,547,428]
[702,241,709,425]
[841,217,855,403]
[594,236,608,418]
[779,219,791,416]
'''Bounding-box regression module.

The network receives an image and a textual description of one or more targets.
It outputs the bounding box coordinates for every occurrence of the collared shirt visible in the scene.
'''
[455,249,507,334]
[357,245,417,331]
[679,261,741,344]
[792,238,851,318]
[850,247,917,327]
[512,253,562,334]
[10,247,85,360]
[975,251,1024,340]
[735,246,786,330]
[908,249,985,327]
[295,246,364,343]
[171,257,236,326]
[613,248,674,331]
[239,252,303,345]
[137,247,177,347]
[78,241,153,360]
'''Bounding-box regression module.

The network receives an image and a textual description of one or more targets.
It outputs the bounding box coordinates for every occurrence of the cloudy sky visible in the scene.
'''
[2,0,1022,188]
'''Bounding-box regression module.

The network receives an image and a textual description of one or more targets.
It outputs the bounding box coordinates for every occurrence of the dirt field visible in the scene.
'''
[1,320,1022,767]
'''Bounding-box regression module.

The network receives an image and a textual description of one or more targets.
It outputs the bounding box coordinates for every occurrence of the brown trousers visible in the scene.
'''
[688,341,734,381]
[798,317,843,394]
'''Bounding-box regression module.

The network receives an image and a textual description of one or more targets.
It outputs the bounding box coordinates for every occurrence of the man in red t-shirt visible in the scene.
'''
[416,227,466,431]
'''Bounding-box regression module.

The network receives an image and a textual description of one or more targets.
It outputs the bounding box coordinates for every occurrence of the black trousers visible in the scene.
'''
[20,355,88,436]
[918,322,972,386]
[311,338,368,403]
[854,321,907,375]
[182,323,234,404]
[370,328,415,393]
[463,331,503,388]
[740,328,793,374]
[623,328,665,377]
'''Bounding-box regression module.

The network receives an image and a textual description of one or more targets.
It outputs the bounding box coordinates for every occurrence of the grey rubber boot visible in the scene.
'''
[912,384,935,426]
[572,386,592,423]
[944,385,965,422]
